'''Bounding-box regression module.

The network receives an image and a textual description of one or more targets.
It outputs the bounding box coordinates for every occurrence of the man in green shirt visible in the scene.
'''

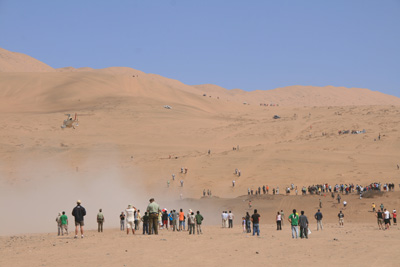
[195,211,204,234]
[60,211,68,236]
[97,209,105,233]
[288,209,299,239]
[146,198,161,235]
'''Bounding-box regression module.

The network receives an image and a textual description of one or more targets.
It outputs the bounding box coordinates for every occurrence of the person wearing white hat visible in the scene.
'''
[72,200,86,238]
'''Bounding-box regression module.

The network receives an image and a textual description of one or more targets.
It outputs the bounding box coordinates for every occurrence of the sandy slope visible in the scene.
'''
[1,223,400,267]
[0,47,400,266]
[0,48,54,73]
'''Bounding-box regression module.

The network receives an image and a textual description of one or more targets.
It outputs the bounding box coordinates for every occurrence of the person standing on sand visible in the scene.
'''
[120,212,125,231]
[376,209,384,230]
[338,210,344,227]
[276,211,282,230]
[280,210,285,226]
[251,209,261,236]
[319,199,322,209]
[195,211,203,234]
[188,212,196,235]
[125,204,136,235]
[60,211,68,235]
[299,211,309,239]
[393,210,397,225]
[56,212,62,236]
[162,210,169,230]
[179,209,185,231]
[314,209,323,231]
[372,203,376,212]
[228,211,234,228]
[288,209,299,239]
[141,212,149,235]
[97,209,104,233]
[383,209,390,230]
[245,212,251,233]
[147,198,161,235]
[337,194,341,204]
[72,200,86,239]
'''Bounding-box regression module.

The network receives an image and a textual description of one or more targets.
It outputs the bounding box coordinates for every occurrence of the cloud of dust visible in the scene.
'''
[0,149,234,236]
[0,152,152,236]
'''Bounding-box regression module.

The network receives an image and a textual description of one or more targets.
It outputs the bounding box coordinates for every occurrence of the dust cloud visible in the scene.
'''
[0,154,229,236]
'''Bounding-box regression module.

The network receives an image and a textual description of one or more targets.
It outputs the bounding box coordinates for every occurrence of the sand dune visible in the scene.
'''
[0,47,54,73]
[0,47,399,266]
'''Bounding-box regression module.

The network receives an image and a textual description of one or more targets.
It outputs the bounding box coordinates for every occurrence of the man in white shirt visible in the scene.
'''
[384,209,390,230]
[125,204,136,235]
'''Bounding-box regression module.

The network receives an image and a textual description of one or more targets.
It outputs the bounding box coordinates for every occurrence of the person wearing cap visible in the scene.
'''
[72,200,86,239]
[146,198,161,235]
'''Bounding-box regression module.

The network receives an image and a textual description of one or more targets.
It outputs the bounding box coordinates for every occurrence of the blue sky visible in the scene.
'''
[1,0,399,97]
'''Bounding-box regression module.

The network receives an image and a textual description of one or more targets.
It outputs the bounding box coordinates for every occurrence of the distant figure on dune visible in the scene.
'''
[392,210,397,225]
[338,210,344,227]
[72,200,86,239]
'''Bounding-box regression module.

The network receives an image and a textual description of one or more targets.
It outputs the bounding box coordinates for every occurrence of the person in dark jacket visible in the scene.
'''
[314,209,323,231]
[299,211,309,239]
[72,200,86,239]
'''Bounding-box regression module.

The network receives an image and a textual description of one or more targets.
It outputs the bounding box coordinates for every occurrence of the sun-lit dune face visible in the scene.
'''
[0,47,400,236]
[0,48,55,73]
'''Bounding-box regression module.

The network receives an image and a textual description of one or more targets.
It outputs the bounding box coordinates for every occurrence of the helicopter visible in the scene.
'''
[61,113,79,129]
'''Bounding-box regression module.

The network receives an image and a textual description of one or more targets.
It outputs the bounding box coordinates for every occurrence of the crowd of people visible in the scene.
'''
[56,197,397,240]
[245,182,395,197]
[56,198,205,238]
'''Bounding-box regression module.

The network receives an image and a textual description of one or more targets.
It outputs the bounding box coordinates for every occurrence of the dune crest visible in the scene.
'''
[0,47,54,73]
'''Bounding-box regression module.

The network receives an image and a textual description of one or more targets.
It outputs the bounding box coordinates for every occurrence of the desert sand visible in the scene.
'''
[0,47,400,266]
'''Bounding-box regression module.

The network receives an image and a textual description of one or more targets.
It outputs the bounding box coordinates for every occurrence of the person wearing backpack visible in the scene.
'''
[97,209,105,232]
